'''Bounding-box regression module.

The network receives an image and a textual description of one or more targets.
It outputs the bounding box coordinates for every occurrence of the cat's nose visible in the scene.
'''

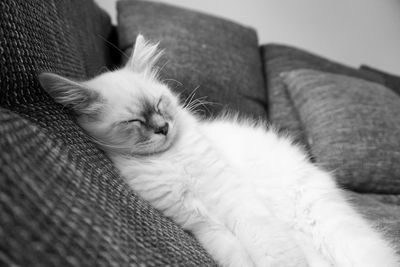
[154,123,169,135]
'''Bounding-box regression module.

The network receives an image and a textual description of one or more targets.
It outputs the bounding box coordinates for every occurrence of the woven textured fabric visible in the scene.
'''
[0,108,216,266]
[346,191,400,246]
[364,194,400,206]
[0,0,116,117]
[0,0,216,265]
[360,65,400,96]
[261,44,385,146]
[117,0,267,119]
[281,69,400,193]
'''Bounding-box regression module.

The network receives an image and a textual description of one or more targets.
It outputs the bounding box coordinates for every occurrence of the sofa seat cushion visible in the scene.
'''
[0,107,216,266]
[117,0,267,119]
[261,44,385,146]
[281,69,400,193]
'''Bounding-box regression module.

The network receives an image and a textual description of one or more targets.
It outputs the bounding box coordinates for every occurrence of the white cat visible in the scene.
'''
[39,35,399,267]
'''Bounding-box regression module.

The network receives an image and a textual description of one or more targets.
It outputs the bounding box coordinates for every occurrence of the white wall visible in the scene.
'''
[96,0,400,74]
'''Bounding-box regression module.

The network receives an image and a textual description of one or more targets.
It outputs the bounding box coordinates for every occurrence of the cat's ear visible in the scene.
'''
[38,72,101,115]
[125,34,163,74]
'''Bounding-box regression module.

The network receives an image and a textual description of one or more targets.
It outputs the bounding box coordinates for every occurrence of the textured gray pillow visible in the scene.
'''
[281,69,400,193]
[360,65,400,97]
[261,44,384,146]
[117,0,267,119]
[346,192,400,245]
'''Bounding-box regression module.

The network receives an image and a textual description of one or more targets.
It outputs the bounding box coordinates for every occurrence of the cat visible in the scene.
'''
[39,35,399,267]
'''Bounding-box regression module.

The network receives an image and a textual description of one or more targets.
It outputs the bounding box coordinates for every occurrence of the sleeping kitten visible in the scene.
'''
[39,35,399,267]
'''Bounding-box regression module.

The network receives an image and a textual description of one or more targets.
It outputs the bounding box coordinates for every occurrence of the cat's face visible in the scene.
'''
[39,35,183,155]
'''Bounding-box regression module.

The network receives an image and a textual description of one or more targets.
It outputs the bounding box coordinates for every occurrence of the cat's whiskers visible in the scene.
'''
[96,33,130,60]
[162,78,183,86]
[183,87,213,115]
[184,94,222,116]
[182,86,223,115]
[155,60,170,77]
[186,98,207,113]
[182,86,200,109]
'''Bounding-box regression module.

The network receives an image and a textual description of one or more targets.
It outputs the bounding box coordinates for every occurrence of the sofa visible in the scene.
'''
[1,0,399,266]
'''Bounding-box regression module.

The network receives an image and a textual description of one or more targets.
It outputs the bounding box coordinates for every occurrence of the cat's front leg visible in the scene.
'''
[126,173,255,267]
[296,167,399,267]
[219,194,309,267]
[233,214,309,267]
[164,194,255,267]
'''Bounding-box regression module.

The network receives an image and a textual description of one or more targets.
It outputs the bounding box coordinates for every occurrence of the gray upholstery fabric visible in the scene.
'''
[281,69,400,193]
[261,44,385,146]
[117,0,267,119]
[0,108,216,266]
[0,0,216,265]
[347,191,400,246]
[360,65,400,96]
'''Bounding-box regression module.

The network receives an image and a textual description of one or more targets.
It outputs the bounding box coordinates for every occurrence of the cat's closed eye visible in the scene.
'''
[123,119,145,125]
[155,98,162,113]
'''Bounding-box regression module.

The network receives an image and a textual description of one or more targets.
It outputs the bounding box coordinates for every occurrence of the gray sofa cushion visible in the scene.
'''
[347,191,400,246]
[360,65,400,96]
[117,0,267,119]
[261,44,385,146]
[281,69,400,193]
[0,0,115,116]
[0,108,216,266]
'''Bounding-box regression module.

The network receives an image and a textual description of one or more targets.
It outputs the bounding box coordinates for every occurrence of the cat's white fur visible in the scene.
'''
[39,35,399,267]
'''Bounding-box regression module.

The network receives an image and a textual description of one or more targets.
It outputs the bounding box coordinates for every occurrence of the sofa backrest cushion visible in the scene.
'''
[0,0,116,109]
[346,191,400,244]
[261,44,385,147]
[360,65,400,97]
[117,0,267,119]
[281,69,400,193]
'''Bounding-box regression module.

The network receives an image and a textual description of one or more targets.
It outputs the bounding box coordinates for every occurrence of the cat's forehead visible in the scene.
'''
[123,94,156,115]
[89,69,163,99]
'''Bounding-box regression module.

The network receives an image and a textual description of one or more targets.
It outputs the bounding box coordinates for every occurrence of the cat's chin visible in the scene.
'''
[130,140,172,156]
